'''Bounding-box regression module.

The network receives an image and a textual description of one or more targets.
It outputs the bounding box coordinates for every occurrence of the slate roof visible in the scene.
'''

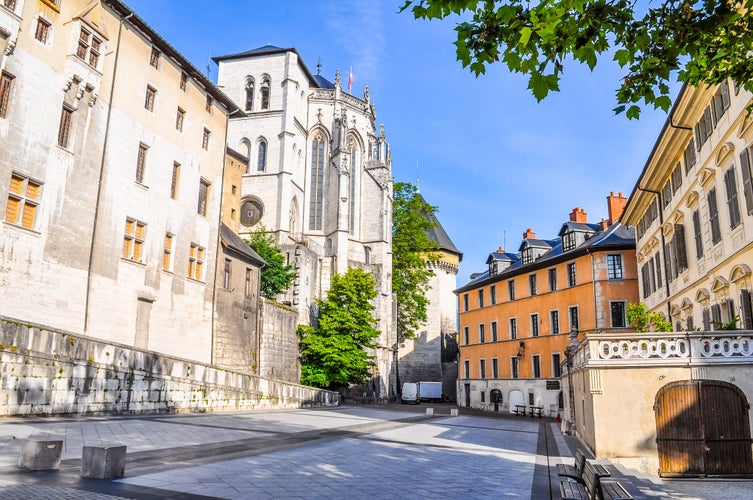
[212,45,322,88]
[456,222,635,293]
[518,238,557,251]
[558,221,600,235]
[485,251,519,264]
[220,223,266,267]
[419,195,462,260]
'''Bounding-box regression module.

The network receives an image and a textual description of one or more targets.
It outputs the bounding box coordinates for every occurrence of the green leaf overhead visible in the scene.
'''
[401,0,753,118]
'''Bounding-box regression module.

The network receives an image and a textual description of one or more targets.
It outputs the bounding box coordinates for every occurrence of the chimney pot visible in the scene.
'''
[607,191,628,224]
[569,207,588,223]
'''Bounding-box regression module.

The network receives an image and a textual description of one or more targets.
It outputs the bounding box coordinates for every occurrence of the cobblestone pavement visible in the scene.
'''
[1,405,751,499]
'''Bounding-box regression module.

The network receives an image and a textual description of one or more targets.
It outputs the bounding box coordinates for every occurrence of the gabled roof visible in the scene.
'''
[212,45,322,88]
[219,223,266,267]
[485,251,519,264]
[518,238,557,252]
[456,222,634,293]
[558,221,600,236]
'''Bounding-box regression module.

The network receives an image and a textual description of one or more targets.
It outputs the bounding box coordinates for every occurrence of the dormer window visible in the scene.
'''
[522,248,534,265]
[562,231,576,252]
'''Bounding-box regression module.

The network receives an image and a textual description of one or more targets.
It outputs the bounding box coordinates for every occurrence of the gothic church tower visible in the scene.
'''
[214,46,394,397]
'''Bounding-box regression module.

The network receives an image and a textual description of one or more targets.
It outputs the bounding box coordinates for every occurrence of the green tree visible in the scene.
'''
[245,225,296,300]
[401,0,753,118]
[392,182,440,343]
[626,302,673,332]
[298,268,381,389]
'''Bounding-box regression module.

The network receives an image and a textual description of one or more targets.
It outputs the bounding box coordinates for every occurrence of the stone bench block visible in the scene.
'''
[18,438,63,470]
[450,408,459,416]
[81,444,127,479]
[425,407,434,416]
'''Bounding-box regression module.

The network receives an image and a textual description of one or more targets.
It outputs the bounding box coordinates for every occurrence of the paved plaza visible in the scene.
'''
[0,405,751,499]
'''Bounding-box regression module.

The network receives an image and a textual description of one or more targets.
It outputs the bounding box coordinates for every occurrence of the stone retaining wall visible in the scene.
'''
[0,316,338,416]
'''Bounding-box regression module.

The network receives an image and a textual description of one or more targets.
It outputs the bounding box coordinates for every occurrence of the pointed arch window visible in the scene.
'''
[260,76,270,110]
[348,135,359,233]
[309,132,326,230]
[257,140,267,172]
[244,78,254,112]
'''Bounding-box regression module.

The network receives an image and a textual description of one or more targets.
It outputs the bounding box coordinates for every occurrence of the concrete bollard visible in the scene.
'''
[425,407,434,416]
[18,438,63,470]
[81,444,127,479]
[450,408,459,416]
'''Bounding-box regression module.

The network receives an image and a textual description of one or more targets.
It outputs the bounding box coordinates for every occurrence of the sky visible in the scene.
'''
[124,0,675,285]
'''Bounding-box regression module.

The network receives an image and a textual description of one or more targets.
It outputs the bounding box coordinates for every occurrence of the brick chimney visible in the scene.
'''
[607,191,628,223]
[523,228,536,240]
[498,246,504,253]
[569,207,588,223]
[599,217,609,231]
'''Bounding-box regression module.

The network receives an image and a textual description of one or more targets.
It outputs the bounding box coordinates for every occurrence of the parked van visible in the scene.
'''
[401,382,420,404]
[418,381,443,403]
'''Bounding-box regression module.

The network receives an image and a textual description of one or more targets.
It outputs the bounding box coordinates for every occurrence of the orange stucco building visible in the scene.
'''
[455,193,639,416]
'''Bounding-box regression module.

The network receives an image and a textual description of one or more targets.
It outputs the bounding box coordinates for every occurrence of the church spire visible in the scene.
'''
[316,57,322,76]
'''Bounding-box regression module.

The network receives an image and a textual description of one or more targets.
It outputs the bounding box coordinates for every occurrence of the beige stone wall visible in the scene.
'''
[0,316,337,416]
[259,299,299,384]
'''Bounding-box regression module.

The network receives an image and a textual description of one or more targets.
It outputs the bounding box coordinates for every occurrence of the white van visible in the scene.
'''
[401,382,420,404]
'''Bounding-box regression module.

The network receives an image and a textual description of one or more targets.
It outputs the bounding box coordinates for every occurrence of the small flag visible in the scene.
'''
[347,67,354,91]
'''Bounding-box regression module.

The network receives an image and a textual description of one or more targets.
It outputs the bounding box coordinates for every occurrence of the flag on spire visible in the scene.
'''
[347,67,354,91]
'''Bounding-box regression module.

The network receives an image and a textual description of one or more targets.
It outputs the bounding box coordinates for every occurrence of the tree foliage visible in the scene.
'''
[626,302,673,332]
[245,226,296,300]
[401,0,753,118]
[298,268,381,389]
[392,182,440,342]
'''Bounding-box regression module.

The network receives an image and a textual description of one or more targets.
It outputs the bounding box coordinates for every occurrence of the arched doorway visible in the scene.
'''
[509,390,524,415]
[654,380,753,477]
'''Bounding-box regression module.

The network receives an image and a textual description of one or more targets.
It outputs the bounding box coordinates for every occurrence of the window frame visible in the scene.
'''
[529,273,537,296]
[490,285,496,305]
[123,217,146,263]
[463,359,470,379]
[463,326,469,345]
[0,71,13,118]
[150,47,161,69]
[569,305,579,332]
[530,313,539,337]
[162,233,174,271]
[550,309,559,335]
[35,17,51,44]
[607,254,624,280]
[202,128,211,151]
[479,359,486,379]
[548,268,557,291]
[511,357,519,379]
[567,262,577,287]
[170,162,180,199]
[145,85,156,112]
[5,172,41,230]
[508,279,515,300]
[509,317,517,339]
[478,288,484,308]
[610,301,627,328]
[223,258,232,289]
[188,243,205,281]
[532,355,541,378]
[552,353,562,378]
[57,105,74,149]
[135,143,148,184]
[197,178,210,216]
[491,358,499,379]
[257,140,267,172]
[175,107,185,132]
[490,320,498,342]
[478,323,485,343]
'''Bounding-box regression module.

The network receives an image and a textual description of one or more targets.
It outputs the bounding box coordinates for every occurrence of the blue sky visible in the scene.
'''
[125,0,673,285]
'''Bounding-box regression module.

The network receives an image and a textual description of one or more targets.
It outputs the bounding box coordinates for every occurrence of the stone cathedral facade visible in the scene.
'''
[214,46,395,397]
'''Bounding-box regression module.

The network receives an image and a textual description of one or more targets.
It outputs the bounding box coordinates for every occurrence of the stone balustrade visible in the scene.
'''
[571,331,753,370]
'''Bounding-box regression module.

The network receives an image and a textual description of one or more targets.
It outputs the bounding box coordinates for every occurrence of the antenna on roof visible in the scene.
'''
[416,161,420,193]
[503,230,506,251]
[317,57,322,76]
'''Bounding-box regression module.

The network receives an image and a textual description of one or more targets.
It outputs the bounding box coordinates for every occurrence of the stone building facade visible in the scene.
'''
[455,196,638,416]
[0,0,236,363]
[214,46,395,397]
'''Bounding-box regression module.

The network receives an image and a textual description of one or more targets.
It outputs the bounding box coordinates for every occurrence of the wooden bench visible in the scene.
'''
[556,449,587,481]
[513,404,527,416]
[529,405,543,418]
[560,461,632,500]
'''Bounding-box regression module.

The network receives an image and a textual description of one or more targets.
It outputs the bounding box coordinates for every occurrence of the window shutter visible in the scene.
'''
[728,299,735,323]
[654,253,662,289]
[740,147,753,215]
[704,107,713,137]
[711,303,722,327]
[741,289,753,330]
[725,167,741,228]
[692,210,703,259]
[721,81,730,110]
[694,124,703,151]
[708,189,721,243]
[702,308,711,331]
[674,224,687,271]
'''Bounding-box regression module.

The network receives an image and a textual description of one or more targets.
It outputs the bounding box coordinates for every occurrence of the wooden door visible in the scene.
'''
[655,380,753,477]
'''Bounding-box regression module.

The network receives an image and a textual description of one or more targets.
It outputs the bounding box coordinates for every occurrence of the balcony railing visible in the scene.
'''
[571,331,753,370]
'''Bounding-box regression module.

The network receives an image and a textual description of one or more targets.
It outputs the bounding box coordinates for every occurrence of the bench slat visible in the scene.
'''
[560,480,588,500]
[556,463,579,479]
[600,479,633,500]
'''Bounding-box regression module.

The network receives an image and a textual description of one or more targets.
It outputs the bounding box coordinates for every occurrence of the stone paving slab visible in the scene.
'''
[116,415,540,499]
